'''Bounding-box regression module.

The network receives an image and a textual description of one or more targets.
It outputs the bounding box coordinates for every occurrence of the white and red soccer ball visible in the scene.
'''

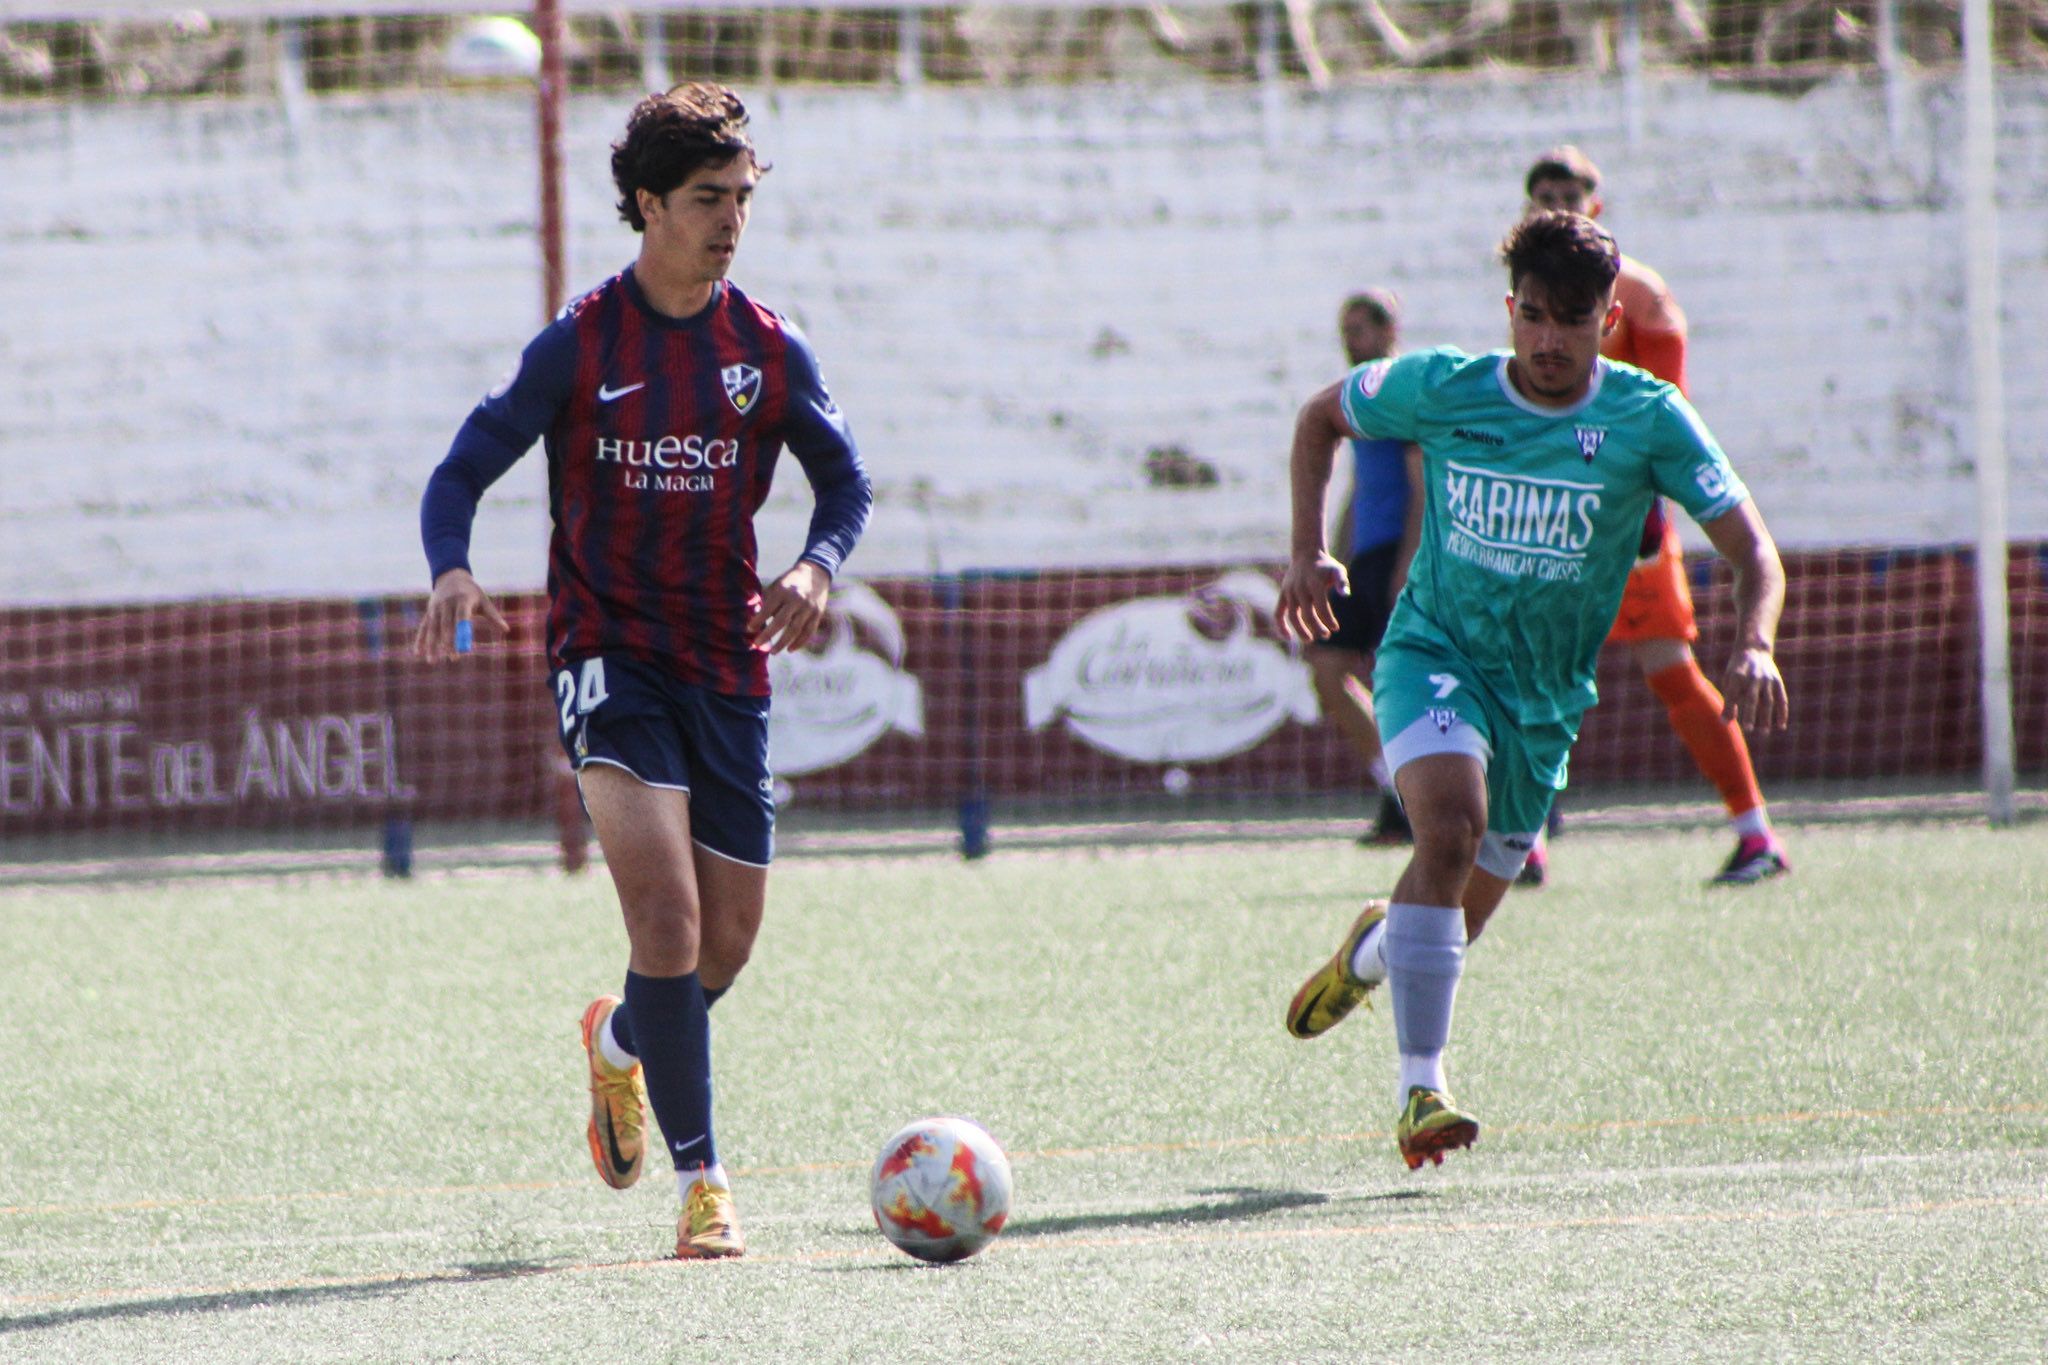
[869,1116,1013,1263]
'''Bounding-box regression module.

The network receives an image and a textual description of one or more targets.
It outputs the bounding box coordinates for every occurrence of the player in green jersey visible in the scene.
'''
[1275,210,1789,1170]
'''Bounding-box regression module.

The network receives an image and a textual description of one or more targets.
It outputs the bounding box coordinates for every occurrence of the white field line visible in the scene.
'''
[7,1192,2047,1313]
[11,786,2044,888]
[5,1146,2046,1281]
[7,1100,2045,1222]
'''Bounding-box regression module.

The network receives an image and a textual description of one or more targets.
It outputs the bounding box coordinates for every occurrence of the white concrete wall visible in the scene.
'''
[2,73,2043,604]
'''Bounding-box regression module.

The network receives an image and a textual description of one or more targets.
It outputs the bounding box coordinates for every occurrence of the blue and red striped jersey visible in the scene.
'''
[422,268,872,696]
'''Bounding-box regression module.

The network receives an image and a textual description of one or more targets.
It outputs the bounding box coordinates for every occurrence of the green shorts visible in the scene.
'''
[1371,640,1577,878]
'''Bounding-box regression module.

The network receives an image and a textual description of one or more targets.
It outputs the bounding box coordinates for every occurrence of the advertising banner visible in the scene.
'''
[4,550,2042,839]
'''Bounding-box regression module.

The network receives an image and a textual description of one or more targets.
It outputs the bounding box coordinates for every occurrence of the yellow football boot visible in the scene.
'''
[579,996,648,1190]
[676,1179,745,1259]
[1285,899,1389,1039]
[1395,1086,1480,1170]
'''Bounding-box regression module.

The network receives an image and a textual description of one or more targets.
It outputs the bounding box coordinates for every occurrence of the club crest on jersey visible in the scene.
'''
[1428,706,1459,734]
[1355,358,1393,401]
[722,363,762,415]
[1575,426,1608,464]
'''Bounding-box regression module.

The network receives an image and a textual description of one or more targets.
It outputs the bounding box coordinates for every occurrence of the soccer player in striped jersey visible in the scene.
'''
[1520,146,1790,887]
[1278,211,1788,1168]
[414,84,872,1258]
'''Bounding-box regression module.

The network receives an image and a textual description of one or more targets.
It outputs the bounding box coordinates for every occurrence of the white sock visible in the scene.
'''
[1347,919,1389,985]
[1384,902,1466,1106]
[1367,756,1392,790]
[1399,1053,1448,1100]
[680,1161,730,1198]
[1732,807,1772,840]
[598,1011,639,1071]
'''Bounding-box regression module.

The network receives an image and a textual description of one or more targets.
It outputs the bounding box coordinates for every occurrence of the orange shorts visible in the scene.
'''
[1607,522,1697,644]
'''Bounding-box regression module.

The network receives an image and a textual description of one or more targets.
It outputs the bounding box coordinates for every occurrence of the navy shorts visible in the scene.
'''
[1321,541,1402,655]
[551,655,774,867]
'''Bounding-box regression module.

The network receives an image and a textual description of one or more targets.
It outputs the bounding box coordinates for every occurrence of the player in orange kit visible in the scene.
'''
[1521,148,1789,886]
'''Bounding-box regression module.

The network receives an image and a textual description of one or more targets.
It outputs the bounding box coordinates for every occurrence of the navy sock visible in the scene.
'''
[610,981,729,1058]
[622,969,716,1171]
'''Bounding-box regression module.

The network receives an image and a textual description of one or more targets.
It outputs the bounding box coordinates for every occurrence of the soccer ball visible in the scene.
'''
[869,1116,1013,1263]
[443,17,542,80]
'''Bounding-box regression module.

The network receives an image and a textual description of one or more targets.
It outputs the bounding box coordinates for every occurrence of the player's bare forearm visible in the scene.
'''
[1289,383,1349,559]
[412,567,509,663]
[1702,501,1789,731]
[749,558,832,654]
[1277,384,1352,643]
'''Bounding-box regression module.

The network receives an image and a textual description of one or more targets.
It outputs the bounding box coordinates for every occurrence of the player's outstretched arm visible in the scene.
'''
[1701,500,1788,733]
[1277,381,1352,644]
[413,567,510,663]
[750,559,832,655]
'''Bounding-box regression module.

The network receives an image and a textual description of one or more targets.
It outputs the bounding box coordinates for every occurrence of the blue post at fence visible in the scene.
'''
[945,571,992,860]
[382,815,415,878]
[362,597,415,879]
[957,795,991,860]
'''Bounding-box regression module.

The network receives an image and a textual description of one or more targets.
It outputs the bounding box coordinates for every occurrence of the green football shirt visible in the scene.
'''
[1340,346,1749,728]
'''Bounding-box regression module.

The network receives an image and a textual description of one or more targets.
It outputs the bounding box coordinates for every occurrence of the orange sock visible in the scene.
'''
[1646,661,1764,821]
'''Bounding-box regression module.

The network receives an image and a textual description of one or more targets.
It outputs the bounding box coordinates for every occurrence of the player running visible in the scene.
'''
[1308,290,1422,845]
[1276,210,1787,1170]
[414,84,872,1258]
[1520,146,1790,887]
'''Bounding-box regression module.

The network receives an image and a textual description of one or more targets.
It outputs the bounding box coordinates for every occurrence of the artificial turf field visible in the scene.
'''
[4,822,2045,1362]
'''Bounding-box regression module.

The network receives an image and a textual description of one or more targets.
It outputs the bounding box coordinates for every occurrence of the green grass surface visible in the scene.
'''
[4,824,2046,1362]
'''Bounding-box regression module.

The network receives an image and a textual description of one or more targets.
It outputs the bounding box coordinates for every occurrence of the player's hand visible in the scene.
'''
[413,568,509,663]
[1718,646,1788,733]
[1274,552,1347,644]
[751,559,831,654]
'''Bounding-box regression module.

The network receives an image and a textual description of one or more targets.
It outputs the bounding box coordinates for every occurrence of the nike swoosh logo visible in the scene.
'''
[597,382,645,402]
[604,1116,635,1174]
[672,1134,706,1156]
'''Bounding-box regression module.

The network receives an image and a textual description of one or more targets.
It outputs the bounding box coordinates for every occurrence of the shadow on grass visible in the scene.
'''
[811,1186,1347,1274]
[0,1259,550,1336]
[1001,1184,1331,1239]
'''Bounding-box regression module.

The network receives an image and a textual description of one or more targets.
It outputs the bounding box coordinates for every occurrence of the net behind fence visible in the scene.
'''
[6,3,2048,100]
[5,547,2043,854]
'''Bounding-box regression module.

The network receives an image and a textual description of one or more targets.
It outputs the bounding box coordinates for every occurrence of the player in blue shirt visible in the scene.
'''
[1277,211,1788,1170]
[1311,290,1422,845]
[414,84,872,1258]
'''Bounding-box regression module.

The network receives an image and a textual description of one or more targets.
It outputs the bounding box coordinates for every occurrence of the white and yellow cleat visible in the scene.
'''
[579,996,648,1190]
[676,1178,745,1260]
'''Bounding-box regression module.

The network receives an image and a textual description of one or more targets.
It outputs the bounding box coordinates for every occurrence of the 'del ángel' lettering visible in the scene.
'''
[0,708,414,815]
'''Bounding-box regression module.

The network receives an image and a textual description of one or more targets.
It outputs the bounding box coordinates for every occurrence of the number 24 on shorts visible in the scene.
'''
[554,659,610,733]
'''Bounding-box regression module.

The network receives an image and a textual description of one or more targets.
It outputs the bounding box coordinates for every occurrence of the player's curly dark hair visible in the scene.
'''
[611,83,769,232]
[1500,210,1620,317]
